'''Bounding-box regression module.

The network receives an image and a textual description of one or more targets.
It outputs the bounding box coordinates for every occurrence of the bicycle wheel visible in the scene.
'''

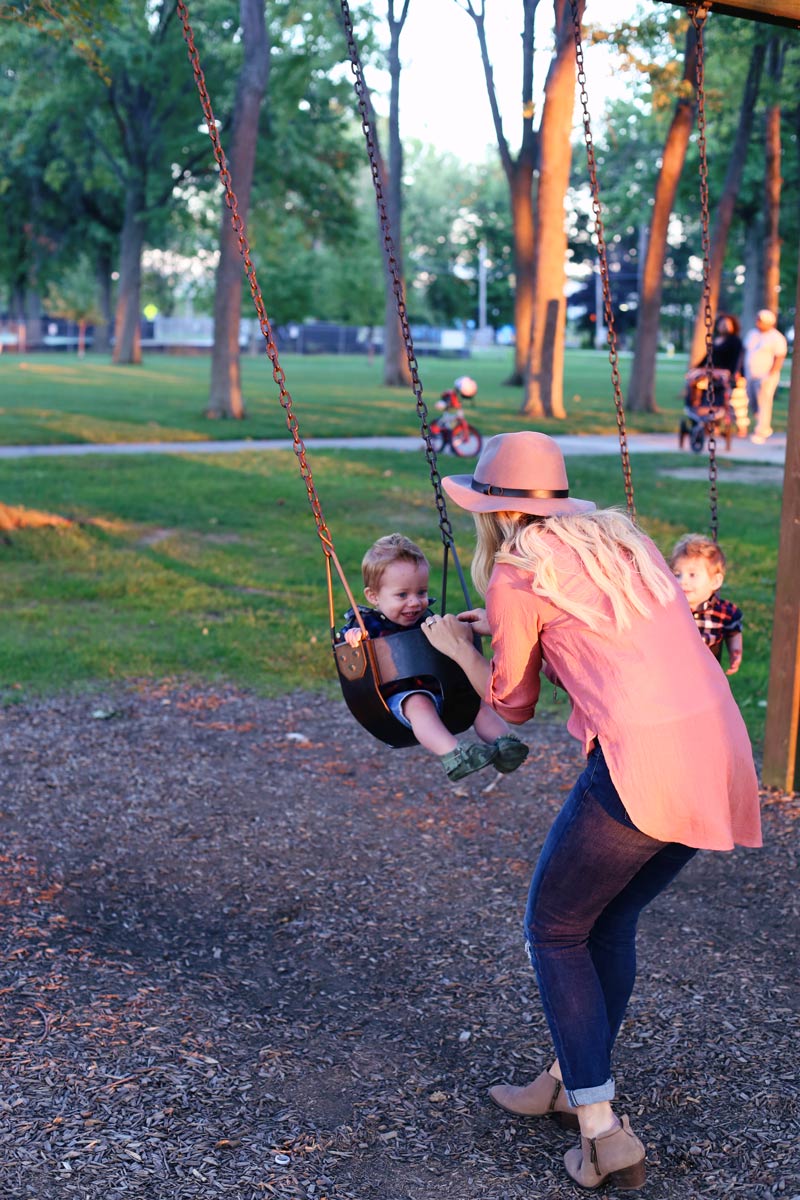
[690,423,705,454]
[429,423,447,454]
[451,423,482,458]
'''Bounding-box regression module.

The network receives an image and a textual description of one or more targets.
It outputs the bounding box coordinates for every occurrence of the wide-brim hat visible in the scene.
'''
[442,431,596,517]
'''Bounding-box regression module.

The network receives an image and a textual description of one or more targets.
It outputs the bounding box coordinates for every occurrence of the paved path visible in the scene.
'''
[0,432,787,464]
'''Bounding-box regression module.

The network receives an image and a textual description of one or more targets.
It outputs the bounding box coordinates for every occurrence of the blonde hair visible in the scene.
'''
[362,533,429,591]
[669,532,727,575]
[472,508,674,632]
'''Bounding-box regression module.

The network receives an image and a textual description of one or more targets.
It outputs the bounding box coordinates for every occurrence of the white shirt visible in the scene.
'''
[744,327,787,380]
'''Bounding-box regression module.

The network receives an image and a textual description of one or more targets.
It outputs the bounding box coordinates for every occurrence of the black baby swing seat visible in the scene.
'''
[334,624,482,749]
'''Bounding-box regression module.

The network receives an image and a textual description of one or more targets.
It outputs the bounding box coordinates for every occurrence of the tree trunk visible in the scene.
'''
[383,298,409,387]
[688,36,766,366]
[111,179,145,365]
[762,34,788,315]
[508,158,537,388]
[505,0,539,386]
[521,0,582,419]
[461,0,540,387]
[382,1,412,389]
[741,213,762,332]
[763,103,782,314]
[23,288,43,352]
[93,249,113,354]
[208,0,269,419]
[626,23,698,413]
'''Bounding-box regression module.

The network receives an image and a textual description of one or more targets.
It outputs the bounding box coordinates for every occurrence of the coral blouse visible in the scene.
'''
[484,539,762,851]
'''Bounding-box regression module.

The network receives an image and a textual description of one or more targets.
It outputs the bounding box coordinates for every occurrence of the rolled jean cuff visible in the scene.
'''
[567,1078,615,1107]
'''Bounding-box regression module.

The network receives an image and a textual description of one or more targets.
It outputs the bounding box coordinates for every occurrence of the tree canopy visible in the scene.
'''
[0,1,796,402]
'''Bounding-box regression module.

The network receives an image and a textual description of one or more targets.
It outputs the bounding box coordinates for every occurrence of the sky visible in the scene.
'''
[368,0,647,163]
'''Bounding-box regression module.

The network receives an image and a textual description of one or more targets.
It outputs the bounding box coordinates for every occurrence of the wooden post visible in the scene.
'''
[761,247,800,791]
[652,1,800,30]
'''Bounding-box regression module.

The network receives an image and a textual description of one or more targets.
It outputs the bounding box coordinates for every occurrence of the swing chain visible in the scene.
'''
[688,4,719,542]
[338,0,456,552]
[177,0,335,557]
[570,0,635,522]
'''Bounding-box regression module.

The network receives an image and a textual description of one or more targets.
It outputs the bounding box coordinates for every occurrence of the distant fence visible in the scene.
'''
[0,316,474,357]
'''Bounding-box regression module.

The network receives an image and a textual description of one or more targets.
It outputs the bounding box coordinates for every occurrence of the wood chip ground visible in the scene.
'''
[0,683,797,1200]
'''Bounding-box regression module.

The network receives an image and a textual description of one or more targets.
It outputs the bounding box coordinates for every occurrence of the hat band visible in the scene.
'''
[471,480,569,500]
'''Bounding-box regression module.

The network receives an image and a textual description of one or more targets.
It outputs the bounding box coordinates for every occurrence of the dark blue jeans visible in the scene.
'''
[524,744,697,1106]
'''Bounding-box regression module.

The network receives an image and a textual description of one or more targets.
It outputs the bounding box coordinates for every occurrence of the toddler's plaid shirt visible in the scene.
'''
[692,593,743,648]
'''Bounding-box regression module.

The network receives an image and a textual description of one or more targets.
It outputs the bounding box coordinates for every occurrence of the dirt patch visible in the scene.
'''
[135,528,177,546]
[0,503,71,531]
[0,683,796,1200]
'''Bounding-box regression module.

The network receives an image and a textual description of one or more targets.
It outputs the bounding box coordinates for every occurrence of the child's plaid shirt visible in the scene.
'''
[692,593,743,649]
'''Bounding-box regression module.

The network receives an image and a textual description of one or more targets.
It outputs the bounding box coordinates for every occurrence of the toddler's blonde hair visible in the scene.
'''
[472,508,674,632]
[669,532,727,575]
[362,533,428,592]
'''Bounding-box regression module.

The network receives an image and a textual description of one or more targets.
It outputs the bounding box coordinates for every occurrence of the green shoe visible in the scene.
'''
[493,734,529,774]
[440,741,499,781]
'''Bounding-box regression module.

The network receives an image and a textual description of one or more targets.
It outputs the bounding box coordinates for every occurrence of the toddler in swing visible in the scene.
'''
[339,533,529,781]
[669,533,743,675]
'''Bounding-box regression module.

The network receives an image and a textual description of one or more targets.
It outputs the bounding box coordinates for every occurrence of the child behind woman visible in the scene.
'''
[338,533,528,781]
[669,533,743,675]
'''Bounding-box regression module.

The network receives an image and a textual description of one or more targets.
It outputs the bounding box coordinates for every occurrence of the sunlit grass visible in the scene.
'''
[0,444,781,751]
[2,347,789,445]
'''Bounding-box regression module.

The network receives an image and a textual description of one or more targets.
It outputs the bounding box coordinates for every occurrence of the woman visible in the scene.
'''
[686,312,746,431]
[708,312,744,376]
[421,432,761,1191]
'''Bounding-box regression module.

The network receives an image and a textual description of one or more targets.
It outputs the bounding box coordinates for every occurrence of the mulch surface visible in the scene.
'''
[0,683,797,1200]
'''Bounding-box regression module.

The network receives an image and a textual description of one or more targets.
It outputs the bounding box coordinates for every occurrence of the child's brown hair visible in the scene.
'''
[362,534,429,591]
[669,533,727,574]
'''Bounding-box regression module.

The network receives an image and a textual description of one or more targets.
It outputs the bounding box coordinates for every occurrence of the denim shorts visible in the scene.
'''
[387,688,443,729]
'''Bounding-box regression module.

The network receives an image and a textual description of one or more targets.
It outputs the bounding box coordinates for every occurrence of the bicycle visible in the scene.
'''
[429,376,483,458]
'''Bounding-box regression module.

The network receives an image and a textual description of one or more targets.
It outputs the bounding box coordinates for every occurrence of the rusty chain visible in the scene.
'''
[176,0,335,558]
[569,0,636,521]
[688,3,719,542]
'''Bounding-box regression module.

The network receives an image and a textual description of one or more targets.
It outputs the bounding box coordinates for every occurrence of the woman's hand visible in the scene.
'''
[421,613,476,660]
[422,613,493,698]
[456,607,491,637]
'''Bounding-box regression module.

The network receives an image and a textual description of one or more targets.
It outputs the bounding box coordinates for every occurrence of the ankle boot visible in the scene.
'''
[563,1115,646,1190]
[488,1069,579,1131]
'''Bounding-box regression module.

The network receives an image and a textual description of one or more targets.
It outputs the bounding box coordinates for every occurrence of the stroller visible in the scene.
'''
[679,367,735,453]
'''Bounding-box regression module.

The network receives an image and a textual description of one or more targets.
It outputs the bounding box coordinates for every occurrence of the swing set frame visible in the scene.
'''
[654,0,800,30]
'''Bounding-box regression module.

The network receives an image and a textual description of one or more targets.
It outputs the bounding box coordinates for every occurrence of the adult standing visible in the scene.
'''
[743,309,787,444]
[705,311,744,376]
[421,432,761,1191]
[697,312,747,435]
[706,313,748,436]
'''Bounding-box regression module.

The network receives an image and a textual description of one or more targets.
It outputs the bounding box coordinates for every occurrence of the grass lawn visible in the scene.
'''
[0,346,790,445]
[0,427,781,749]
